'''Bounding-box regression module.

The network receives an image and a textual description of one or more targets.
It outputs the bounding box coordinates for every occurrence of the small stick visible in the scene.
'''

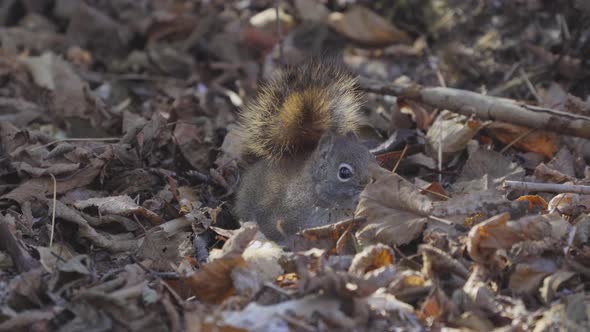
[49,173,57,248]
[499,127,535,154]
[357,77,590,140]
[503,180,590,194]
[519,68,542,103]
[29,137,121,152]
[392,144,409,173]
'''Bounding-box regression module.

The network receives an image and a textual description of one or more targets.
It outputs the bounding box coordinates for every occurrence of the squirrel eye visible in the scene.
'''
[338,163,354,182]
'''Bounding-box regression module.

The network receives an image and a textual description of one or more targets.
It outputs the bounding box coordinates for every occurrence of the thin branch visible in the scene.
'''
[357,77,590,140]
[503,180,590,194]
[49,173,57,248]
[392,144,409,173]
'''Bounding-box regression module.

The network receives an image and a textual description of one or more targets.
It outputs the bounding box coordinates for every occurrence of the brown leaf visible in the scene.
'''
[515,195,548,212]
[181,223,259,303]
[356,163,431,246]
[467,213,556,265]
[328,6,411,47]
[486,122,558,159]
[74,195,162,225]
[426,110,483,163]
[173,121,213,169]
[181,255,245,304]
[294,217,367,252]
[2,149,113,207]
[508,258,558,295]
[348,244,395,277]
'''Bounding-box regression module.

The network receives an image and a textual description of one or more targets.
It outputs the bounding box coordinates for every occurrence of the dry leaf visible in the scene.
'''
[294,217,366,252]
[356,163,431,246]
[328,6,411,46]
[182,255,245,304]
[425,110,483,163]
[451,148,525,193]
[515,195,548,212]
[348,244,395,277]
[487,122,558,159]
[467,213,549,264]
[74,195,162,225]
[508,258,558,294]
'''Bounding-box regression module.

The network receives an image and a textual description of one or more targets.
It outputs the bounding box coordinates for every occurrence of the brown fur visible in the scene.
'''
[239,60,363,160]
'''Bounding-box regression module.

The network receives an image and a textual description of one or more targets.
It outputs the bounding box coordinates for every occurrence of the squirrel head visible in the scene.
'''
[309,131,374,210]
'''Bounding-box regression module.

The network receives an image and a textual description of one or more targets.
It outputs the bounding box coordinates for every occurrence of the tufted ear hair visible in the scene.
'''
[345,131,358,141]
[317,132,335,158]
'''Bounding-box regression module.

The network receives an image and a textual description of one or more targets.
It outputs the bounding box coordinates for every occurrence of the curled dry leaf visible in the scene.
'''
[451,148,525,193]
[173,121,213,170]
[486,122,558,159]
[182,255,245,304]
[467,212,570,265]
[462,265,504,316]
[515,195,548,213]
[232,239,284,297]
[54,201,138,253]
[328,6,411,47]
[425,110,482,163]
[534,163,575,183]
[294,217,367,252]
[508,258,558,295]
[548,193,587,215]
[214,124,244,168]
[181,223,259,304]
[420,244,469,280]
[467,213,537,264]
[36,243,75,273]
[74,195,162,225]
[540,270,578,303]
[219,295,349,331]
[348,244,395,277]
[356,163,432,246]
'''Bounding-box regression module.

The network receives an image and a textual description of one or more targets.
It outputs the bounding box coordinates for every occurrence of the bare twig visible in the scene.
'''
[30,137,121,152]
[499,128,535,154]
[392,144,408,173]
[503,180,590,194]
[357,77,590,140]
[518,68,542,103]
[49,173,57,248]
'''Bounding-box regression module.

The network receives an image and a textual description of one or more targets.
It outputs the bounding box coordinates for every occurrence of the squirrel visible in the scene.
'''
[234,60,374,243]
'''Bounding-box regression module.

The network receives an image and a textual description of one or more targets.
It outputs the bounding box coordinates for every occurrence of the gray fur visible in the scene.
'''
[234,132,373,243]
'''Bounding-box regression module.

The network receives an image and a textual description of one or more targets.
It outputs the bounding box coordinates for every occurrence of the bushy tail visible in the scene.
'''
[240,60,363,160]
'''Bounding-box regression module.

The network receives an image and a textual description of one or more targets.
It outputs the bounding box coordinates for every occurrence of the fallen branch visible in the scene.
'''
[358,77,590,140]
[502,180,590,194]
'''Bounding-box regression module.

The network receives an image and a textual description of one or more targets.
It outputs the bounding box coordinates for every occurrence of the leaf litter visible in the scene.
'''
[1,1,590,331]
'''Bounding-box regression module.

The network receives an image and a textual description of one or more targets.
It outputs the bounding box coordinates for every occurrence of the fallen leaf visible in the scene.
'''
[348,244,395,277]
[509,258,558,294]
[425,110,483,163]
[74,195,162,225]
[487,122,558,159]
[328,6,411,46]
[356,163,431,246]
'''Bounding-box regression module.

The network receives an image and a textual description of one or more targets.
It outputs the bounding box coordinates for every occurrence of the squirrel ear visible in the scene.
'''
[345,131,358,141]
[317,132,334,157]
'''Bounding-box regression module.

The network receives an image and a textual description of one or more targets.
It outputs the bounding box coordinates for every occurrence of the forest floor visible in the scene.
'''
[1,0,590,331]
